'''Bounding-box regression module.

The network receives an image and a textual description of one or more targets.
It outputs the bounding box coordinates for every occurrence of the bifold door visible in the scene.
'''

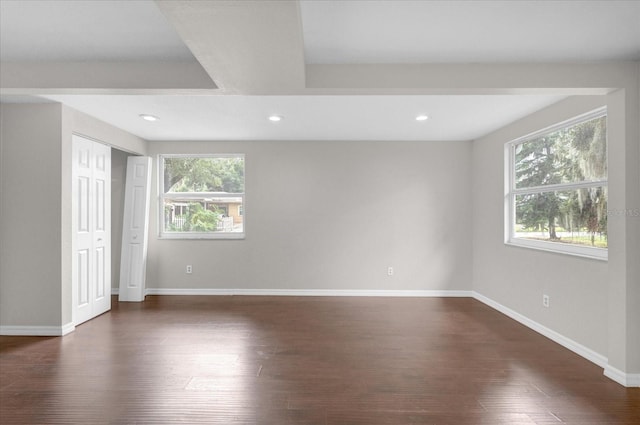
[119,156,152,302]
[72,135,111,325]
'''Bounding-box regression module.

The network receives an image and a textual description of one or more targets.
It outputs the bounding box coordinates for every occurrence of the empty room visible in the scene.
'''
[1,1,639,424]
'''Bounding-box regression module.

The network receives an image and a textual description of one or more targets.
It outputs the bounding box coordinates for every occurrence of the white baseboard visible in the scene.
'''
[61,322,75,335]
[0,322,75,336]
[473,291,640,388]
[111,287,119,295]
[604,365,640,387]
[144,288,474,297]
[472,291,608,368]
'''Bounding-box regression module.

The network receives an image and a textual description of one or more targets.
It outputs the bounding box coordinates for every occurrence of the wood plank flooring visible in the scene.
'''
[1,296,638,424]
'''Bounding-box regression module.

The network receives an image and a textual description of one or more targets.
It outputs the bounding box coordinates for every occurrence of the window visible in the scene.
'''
[159,154,245,239]
[505,108,607,260]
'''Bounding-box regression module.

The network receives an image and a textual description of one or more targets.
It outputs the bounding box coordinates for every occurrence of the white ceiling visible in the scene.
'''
[0,0,194,62]
[1,0,639,142]
[42,94,567,141]
[301,0,640,64]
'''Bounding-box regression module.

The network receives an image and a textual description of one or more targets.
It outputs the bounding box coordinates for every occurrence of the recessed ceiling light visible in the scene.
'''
[415,115,429,121]
[139,114,159,122]
[268,115,283,122]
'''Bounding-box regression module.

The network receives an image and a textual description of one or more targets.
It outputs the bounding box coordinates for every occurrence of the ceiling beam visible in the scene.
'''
[304,63,638,95]
[0,61,216,94]
[155,0,306,94]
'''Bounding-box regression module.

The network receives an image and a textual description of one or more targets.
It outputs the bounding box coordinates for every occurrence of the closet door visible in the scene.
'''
[119,156,152,302]
[72,135,111,325]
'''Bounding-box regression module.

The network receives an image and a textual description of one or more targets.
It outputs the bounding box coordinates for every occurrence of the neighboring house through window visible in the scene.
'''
[159,154,245,239]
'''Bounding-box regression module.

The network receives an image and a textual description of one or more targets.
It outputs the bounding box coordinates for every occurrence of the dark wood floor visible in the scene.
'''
[1,296,638,424]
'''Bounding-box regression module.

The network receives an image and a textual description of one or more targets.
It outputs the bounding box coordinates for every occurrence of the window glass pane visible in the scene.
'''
[514,186,607,248]
[163,157,244,193]
[160,155,245,238]
[515,115,606,189]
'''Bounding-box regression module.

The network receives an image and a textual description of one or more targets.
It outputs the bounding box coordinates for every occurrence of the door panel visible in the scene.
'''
[95,180,105,232]
[92,142,111,316]
[119,156,152,302]
[126,243,143,289]
[77,250,89,306]
[132,186,144,229]
[72,135,111,325]
[95,247,105,299]
[78,177,90,232]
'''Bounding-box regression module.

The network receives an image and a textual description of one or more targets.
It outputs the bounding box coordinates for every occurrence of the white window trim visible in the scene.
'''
[504,108,608,261]
[158,154,245,240]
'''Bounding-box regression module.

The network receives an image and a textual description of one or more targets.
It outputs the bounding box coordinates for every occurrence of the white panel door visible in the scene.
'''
[119,156,152,302]
[72,135,111,325]
[72,137,93,325]
[91,142,111,316]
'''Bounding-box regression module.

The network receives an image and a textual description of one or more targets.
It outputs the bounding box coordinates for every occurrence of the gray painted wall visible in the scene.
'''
[146,140,473,292]
[0,103,146,329]
[471,96,609,356]
[471,90,640,376]
[1,104,64,326]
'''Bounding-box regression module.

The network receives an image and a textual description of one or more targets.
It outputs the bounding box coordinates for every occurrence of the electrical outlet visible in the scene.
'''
[543,294,550,308]
[186,265,193,274]
[387,267,394,276]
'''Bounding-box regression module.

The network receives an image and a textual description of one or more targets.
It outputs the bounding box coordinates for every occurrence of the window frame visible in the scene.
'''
[158,153,245,240]
[504,108,608,260]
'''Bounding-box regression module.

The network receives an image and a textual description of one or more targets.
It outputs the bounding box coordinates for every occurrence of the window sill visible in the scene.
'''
[505,238,608,261]
[159,232,245,240]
